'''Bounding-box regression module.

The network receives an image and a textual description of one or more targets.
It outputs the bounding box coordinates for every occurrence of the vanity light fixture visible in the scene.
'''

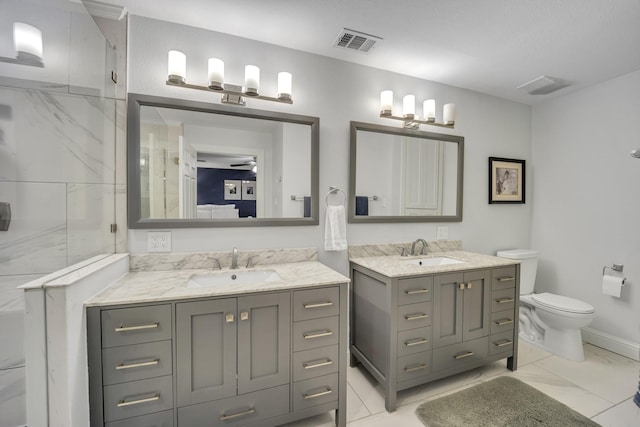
[0,22,44,68]
[379,90,455,129]
[165,50,293,105]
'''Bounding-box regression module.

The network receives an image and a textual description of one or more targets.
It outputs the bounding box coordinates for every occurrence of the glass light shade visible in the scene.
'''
[423,99,436,122]
[402,95,415,119]
[277,72,292,100]
[14,22,43,59]
[167,50,186,84]
[380,90,393,115]
[244,65,260,96]
[208,58,224,90]
[443,103,456,125]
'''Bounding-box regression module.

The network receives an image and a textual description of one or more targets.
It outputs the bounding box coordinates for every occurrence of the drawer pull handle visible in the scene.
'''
[496,297,514,304]
[115,359,159,370]
[405,289,429,295]
[497,276,515,282]
[495,318,513,326]
[220,408,255,421]
[405,338,429,347]
[495,339,513,348]
[303,388,333,400]
[453,351,475,360]
[303,359,333,369]
[404,364,428,372]
[117,393,160,408]
[304,330,333,340]
[304,301,333,309]
[114,322,159,332]
[405,313,429,321]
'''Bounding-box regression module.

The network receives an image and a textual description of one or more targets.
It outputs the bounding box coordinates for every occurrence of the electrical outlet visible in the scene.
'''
[148,231,171,252]
[436,226,448,240]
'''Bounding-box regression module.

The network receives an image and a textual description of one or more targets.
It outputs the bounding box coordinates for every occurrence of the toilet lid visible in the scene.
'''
[531,293,594,314]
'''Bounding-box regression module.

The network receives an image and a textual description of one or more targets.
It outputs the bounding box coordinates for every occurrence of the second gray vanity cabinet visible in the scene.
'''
[176,292,290,406]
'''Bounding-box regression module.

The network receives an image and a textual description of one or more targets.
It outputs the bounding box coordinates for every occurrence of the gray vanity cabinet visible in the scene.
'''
[432,270,491,348]
[349,262,519,412]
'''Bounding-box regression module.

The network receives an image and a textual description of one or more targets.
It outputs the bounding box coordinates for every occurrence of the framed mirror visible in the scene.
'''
[349,121,464,223]
[128,93,319,228]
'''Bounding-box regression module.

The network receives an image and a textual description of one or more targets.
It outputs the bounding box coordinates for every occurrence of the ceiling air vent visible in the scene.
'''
[333,28,382,54]
[517,75,571,95]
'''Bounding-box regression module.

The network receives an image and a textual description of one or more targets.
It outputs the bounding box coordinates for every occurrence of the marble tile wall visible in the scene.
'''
[0,86,120,426]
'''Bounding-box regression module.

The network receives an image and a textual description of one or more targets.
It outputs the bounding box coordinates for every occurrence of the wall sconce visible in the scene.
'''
[165,50,293,105]
[0,23,44,68]
[379,90,454,129]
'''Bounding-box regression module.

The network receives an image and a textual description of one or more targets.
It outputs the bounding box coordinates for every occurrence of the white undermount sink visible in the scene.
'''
[186,269,282,288]
[401,256,467,267]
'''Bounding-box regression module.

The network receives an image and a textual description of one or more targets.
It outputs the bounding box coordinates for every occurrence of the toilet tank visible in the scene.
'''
[496,249,538,295]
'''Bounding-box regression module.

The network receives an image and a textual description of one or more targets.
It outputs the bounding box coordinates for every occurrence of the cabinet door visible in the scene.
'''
[237,292,290,394]
[462,270,491,341]
[433,273,463,348]
[176,299,237,406]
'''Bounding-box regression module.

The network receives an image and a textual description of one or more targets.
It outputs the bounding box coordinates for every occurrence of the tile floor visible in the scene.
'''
[285,340,640,427]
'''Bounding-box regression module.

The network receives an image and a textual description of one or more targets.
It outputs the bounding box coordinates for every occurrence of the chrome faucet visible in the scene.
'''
[231,247,239,269]
[411,238,429,256]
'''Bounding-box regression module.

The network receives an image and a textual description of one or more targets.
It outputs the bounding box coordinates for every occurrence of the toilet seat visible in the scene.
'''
[531,292,594,314]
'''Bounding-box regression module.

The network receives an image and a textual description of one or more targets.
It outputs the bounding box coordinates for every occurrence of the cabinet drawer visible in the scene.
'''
[398,302,431,331]
[490,309,516,335]
[293,316,339,351]
[293,287,339,321]
[103,375,173,423]
[433,336,489,372]
[492,266,517,291]
[102,305,171,348]
[102,340,172,386]
[105,409,173,427]
[398,327,432,357]
[293,345,339,382]
[293,373,339,412]
[177,384,289,427]
[491,288,516,312]
[398,276,433,305]
[489,330,515,356]
[397,351,431,383]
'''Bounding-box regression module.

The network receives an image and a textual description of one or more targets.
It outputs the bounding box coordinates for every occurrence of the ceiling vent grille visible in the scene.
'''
[334,28,381,54]
[517,75,571,95]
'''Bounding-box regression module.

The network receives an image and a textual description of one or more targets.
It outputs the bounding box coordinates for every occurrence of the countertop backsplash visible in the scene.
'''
[348,240,462,259]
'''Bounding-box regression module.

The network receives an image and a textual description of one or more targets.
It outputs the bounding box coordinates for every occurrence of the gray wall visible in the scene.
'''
[531,69,640,345]
[126,16,533,276]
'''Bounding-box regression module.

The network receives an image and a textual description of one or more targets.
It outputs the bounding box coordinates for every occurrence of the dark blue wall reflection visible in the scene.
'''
[197,168,256,217]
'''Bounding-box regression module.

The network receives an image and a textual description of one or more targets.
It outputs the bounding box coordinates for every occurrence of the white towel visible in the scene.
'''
[324,205,347,251]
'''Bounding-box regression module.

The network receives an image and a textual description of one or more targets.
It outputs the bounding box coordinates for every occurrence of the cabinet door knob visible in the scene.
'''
[225,313,235,323]
[466,282,473,289]
[240,312,249,321]
[458,283,465,290]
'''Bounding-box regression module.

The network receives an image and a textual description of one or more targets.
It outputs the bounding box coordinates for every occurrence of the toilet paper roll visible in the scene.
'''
[602,274,624,298]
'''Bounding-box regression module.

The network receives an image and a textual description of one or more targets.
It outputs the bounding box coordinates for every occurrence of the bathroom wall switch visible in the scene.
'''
[148,231,171,252]
[436,226,448,240]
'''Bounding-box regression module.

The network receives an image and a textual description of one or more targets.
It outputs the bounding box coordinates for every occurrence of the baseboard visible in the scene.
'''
[581,327,640,361]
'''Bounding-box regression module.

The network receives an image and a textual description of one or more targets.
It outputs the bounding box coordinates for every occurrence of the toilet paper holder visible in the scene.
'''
[602,264,626,285]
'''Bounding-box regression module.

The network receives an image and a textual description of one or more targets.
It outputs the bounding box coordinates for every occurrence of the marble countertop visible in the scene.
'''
[349,250,519,278]
[86,261,350,307]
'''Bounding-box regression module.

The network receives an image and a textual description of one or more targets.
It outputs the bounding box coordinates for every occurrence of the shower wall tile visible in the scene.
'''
[116,99,127,186]
[115,184,127,253]
[0,367,26,427]
[67,183,116,266]
[0,274,39,313]
[0,87,116,184]
[0,182,67,276]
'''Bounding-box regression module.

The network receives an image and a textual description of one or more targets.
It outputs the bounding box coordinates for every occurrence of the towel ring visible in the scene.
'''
[325,187,346,207]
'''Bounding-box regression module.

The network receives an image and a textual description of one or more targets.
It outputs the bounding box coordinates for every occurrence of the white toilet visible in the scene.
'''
[497,249,595,361]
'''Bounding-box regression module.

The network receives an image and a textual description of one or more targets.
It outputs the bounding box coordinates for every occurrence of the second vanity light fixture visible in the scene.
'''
[379,90,455,129]
[166,50,293,105]
[0,22,44,68]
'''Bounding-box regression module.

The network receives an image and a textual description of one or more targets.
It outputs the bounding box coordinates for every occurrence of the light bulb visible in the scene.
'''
[423,99,436,122]
[443,103,456,125]
[208,58,224,90]
[277,72,292,100]
[244,65,260,96]
[380,90,393,116]
[14,22,43,66]
[167,50,186,84]
[402,95,415,119]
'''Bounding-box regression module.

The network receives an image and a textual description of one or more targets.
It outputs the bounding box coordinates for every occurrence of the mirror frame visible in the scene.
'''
[127,93,320,228]
[348,121,464,223]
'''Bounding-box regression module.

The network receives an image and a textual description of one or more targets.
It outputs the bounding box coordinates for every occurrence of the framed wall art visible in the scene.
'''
[242,180,257,200]
[224,179,242,200]
[489,157,525,204]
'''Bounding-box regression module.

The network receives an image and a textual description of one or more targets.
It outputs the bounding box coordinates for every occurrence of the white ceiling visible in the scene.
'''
[99,0,640,104]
